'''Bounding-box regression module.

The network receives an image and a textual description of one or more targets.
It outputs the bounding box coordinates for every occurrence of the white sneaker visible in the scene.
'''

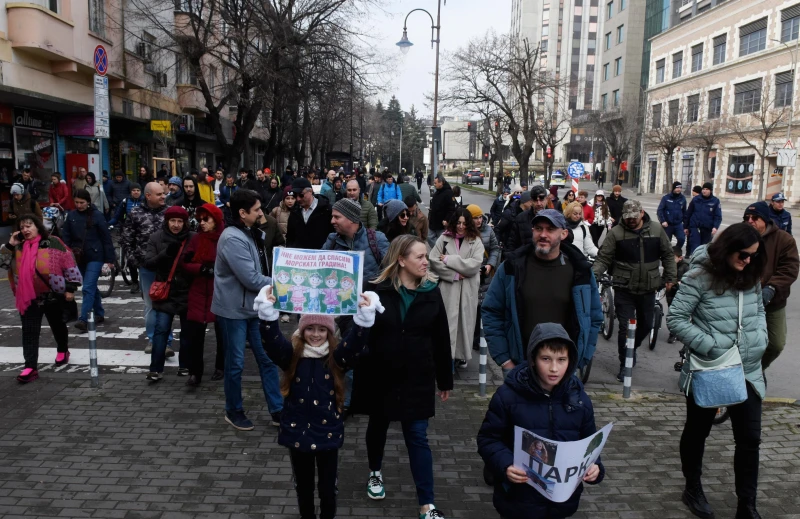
[367,471,385,500]
[420,505,445,519]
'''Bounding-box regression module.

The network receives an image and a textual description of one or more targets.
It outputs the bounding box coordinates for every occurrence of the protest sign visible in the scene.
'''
[271,247,364,315]
[513,423,613,503]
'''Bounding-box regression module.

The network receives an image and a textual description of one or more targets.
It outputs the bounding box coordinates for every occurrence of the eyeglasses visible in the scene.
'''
[738,250,759,261]
[742,215,761,222]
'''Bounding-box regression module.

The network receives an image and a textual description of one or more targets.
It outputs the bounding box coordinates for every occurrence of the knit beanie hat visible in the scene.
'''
[466,204,483,219]
[283,185,297,200]
[298,314,336,338]
[164,205,189,223]
[384,199,407,222]
[332,198,362,224]
[10,183,24,196]
[168,176,182,186]
[744,201,771,223]
[672,181,682,190]
[130,182,142,191]
[702,182,713,191]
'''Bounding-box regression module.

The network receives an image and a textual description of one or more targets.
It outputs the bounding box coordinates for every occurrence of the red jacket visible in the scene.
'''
[49,181,74,210]
[180,204,223,323]
[582,202,595,224]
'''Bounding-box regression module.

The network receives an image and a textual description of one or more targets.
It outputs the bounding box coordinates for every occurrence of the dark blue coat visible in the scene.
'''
[490,195,506,227]
[769,206,792,235]
[261,321,369,452]
[61,208,115,265]
[109,195,144,226]
[477,364,605,519]
[656,192,686,226]
[685,194,722,230]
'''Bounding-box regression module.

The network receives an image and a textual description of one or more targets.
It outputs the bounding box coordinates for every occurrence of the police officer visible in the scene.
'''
[769,192,792,235]
[657,181,687,249]
[684,182,721,256]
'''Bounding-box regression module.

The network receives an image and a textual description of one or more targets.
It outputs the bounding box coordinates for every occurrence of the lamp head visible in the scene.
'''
[397,29,413,54]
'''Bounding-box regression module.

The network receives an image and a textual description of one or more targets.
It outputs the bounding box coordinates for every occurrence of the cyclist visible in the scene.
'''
[591,199,676,382]
[109,183,145,294]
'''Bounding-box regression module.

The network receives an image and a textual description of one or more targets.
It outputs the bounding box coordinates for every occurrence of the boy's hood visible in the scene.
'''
[504,323,580,398]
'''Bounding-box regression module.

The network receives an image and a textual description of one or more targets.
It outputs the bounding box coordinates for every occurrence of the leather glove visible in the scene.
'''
[353,291,385,328]
[761,285,775,307]
[165,242,180,257]
[253,285,280,321]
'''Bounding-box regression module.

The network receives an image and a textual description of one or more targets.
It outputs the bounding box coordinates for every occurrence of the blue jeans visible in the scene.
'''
[139,267,172,346]
[664,222,685,249]
[218,316,283,414]
[366,417,434,505]
[79,261,104,322]
[150,311,188,372]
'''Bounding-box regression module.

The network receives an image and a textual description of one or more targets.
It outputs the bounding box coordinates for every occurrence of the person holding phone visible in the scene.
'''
[2,215,82,383]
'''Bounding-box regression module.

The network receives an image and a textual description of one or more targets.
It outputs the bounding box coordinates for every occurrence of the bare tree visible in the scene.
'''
[728,78,790,198]
[690,116,727,184]
[439,32,558,181]
[645,100,695,192]
[588,98,643,183]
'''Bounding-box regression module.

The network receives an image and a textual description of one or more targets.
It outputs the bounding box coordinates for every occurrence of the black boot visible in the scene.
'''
[616,366,625,382]
[734,498,761,519]
[682,480,714,519]
[667,334,677,344]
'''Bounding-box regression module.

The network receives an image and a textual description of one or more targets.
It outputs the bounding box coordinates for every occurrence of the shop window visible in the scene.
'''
[726,155,755,194]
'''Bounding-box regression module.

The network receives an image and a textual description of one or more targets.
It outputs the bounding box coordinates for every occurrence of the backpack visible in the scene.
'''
[365,228,383,266]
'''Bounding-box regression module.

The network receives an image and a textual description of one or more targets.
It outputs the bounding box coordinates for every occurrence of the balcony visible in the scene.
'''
[6,2,74,61]
[177,84,207,114]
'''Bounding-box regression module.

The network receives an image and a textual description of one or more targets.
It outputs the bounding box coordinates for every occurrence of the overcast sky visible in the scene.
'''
[366,0,512,118]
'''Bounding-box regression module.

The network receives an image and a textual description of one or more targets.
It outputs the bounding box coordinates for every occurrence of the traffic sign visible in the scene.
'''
[94,74,110,138]
[777,148,797,167]
[568,161,585,179]
[94,45,108,76]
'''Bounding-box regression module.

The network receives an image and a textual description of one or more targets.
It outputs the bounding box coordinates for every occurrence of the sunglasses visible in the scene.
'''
[742,215,761,222]
[198,216,212,222]
[738,250,759,261]
[398,211,409,218]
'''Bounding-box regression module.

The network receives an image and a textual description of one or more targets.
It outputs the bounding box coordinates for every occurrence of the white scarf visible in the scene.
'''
[303,341,329,359]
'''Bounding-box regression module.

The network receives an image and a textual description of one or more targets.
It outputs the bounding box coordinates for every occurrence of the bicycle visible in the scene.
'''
[648,285,667,350]
[597,275,621,341]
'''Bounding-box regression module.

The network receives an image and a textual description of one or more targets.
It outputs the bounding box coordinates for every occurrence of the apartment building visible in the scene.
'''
[643,0,800,203]
[0,0,265,225]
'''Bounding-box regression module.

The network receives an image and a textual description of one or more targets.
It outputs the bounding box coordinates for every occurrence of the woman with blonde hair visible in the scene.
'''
[351,234,453,519]
[564,201,598,259]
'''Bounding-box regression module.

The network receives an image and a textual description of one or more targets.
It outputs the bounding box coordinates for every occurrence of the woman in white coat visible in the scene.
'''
[429,207,485,368]
[564,201,598,259]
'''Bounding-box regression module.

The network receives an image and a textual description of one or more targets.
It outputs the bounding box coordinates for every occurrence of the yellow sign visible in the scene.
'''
[150,120,172,131]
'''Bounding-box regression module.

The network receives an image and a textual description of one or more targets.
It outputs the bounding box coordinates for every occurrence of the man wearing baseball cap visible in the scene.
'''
[768,192,792,235]
[505,184,551,252]
[483,208,602,380]
[286,177,334,249]
[592,199,676,381]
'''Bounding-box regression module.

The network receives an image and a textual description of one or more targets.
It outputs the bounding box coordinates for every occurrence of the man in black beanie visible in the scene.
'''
[657,181,687,249]
[684,182,721,255]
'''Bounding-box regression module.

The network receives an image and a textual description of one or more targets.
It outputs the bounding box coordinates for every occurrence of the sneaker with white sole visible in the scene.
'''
[367,471,385,500]
[420,505,445,519]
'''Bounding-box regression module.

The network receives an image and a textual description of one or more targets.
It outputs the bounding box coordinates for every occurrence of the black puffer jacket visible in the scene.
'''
[429,180,455,232]
[143,222,195,315]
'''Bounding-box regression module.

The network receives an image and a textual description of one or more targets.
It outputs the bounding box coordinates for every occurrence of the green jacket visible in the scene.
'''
[591,212,676,294]
[666,245,767,398]
[360,199,379,230]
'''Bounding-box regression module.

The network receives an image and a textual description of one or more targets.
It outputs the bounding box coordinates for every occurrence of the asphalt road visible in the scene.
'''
[430,179,800,400]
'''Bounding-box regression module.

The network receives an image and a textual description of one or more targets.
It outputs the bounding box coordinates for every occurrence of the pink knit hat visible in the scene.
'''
[298,314,336,337]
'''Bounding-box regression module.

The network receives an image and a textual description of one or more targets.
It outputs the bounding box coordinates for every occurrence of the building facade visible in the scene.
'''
[643,0,800,203]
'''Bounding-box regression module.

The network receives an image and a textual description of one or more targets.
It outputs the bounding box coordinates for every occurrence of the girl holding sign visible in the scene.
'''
[255,286,383,519]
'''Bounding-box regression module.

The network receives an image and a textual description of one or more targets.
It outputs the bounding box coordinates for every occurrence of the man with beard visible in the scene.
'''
[506,185,550,251]
[483,208,602,375]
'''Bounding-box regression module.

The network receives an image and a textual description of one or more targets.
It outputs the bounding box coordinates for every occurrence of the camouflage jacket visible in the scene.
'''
[121,203,167,267]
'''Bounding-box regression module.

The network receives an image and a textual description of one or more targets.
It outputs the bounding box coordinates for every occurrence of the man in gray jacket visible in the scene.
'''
[211,189,282,431]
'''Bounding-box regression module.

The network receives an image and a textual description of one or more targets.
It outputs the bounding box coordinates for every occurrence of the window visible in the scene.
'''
[712,34,726,65]
[607,1,613,19]
[687,94,699,122]
[602,93,608,110]
[617,25,624,44]
[691,44,703,72]
[656,59,665,84]
[668,99,679,125]
[605,32,612,50]
[726,155,755,195]
[781,5,800,42]
[178,0,203,17]
[603,63,609,81]
[620,0,626,10]
[652,103,662,129]
[613,90,620,107]
[733,79,762,114]
[739,18,767,57]
[776,71,794,108]
[672,52,683,79]
[681,158,694,187]
[89,0,105,35]
[208,65,216,91]
[614,57,622,76]
[708,88,722,119]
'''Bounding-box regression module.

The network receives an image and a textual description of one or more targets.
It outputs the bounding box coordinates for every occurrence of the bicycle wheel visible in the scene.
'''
[649,302,663,350]
[712,407,730,425]
[578,358,593,384]
[119,248,131,286]
[601,286,615,341]
[97,266,115,298]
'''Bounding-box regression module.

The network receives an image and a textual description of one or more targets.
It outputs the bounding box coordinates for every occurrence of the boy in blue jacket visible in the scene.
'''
[477,323,605,519]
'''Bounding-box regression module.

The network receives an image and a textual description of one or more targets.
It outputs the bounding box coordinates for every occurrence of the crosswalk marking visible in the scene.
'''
[0,346,169,367]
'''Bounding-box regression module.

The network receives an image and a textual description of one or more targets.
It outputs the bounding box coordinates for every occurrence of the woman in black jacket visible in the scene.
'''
[61,189,115,332]
[350,234,453,519]
[143,206,195,381]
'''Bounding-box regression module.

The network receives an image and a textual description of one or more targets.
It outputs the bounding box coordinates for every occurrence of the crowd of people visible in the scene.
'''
[2,162,798,519]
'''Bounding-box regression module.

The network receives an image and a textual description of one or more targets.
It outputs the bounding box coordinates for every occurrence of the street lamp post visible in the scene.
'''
[397,0,443,178]
[771,38,799,197]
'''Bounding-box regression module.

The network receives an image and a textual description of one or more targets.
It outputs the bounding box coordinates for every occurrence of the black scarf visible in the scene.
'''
[235,221,269,276]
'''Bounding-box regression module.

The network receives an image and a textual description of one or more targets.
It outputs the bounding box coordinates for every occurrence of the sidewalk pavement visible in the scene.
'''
[1,360,799,519]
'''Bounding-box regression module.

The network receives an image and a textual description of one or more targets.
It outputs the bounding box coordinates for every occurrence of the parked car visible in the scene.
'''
[462,169,485,185]
[550,172,566,187]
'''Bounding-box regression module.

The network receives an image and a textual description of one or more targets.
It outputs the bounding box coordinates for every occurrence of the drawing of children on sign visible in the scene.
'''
[339,276,357,313]
[289,270,309,312]
[322,271,340,314]
[307,272,323,313]
[275,270,291,309]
